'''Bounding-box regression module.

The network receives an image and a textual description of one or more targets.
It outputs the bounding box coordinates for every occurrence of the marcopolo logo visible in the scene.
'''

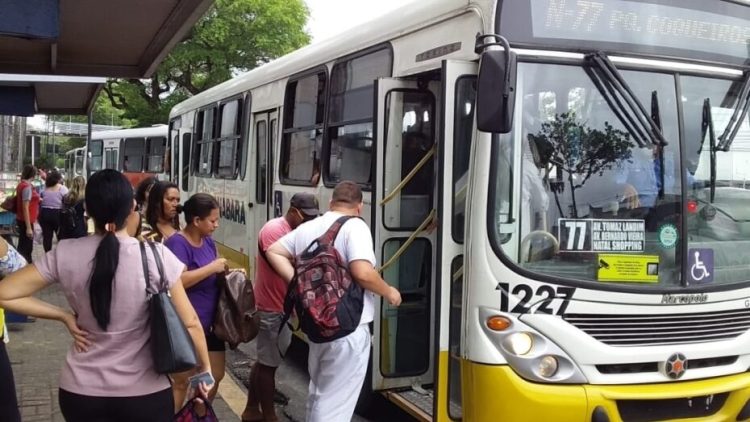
[661,293,708,305]
[664,353,688,380]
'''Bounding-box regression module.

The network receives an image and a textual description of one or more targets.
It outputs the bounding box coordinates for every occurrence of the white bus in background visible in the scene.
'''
[86,125,169,186]
[64,146,85,181]
[169,1,750,421]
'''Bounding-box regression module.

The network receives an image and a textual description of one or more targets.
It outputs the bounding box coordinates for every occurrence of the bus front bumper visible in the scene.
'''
[463,362,750,422]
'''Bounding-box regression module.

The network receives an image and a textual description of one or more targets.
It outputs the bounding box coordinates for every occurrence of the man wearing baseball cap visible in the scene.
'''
[242,192,318,422]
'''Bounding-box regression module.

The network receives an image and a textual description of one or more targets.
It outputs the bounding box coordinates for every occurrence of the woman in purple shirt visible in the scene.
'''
[0,169,213,421]
[165,193,227,411]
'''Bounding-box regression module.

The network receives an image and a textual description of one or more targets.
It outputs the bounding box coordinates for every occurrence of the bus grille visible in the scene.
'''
[617,393,727,422]
[563,309,750,346]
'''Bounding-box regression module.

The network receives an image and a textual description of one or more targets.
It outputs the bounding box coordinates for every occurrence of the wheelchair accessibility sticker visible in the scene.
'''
[688,248,713,284]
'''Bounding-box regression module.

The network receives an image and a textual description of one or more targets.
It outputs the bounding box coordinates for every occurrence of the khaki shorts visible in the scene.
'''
[256,311,289,367]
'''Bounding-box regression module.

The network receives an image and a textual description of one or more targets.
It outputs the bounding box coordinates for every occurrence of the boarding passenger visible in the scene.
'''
[144,181,181,242]
[165,193,227,412]
[242,192,320,422]
[0,169,213,422]
[265,181,402,422]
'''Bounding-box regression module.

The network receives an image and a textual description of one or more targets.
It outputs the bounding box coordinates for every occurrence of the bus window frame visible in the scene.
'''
[121,137,146,172]
[88,140,104,173]
[181,132,191,191]
[146,136,167,173]
[215,95,245,180]
[256,118,268,204]
[323,43,394,190]
[194,105,218,177]
[280,65,329,187]
[240,92,252,181]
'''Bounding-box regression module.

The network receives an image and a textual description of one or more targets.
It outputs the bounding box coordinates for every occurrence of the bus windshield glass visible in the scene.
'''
[492,62,750,289]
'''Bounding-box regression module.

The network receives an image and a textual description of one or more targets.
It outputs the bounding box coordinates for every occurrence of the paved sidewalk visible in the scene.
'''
[5,245,241,421]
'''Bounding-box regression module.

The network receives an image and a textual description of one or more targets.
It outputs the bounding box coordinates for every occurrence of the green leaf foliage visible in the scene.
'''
[101,0,310,127]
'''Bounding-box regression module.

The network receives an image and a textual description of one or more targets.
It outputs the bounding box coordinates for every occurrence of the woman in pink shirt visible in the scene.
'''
[0,169,212,421]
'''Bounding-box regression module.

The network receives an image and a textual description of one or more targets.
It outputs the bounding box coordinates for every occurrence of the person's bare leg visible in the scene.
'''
[207,351,225,402]
[241,362,264,421]
[257,364,279,421]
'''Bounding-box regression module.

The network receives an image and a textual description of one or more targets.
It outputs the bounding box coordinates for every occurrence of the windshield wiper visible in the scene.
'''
[652,91,665,199]
[584,52,667,148]
[699,98,717,202]
[717,71,750,152]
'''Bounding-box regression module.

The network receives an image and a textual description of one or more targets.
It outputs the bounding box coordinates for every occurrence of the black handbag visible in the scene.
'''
[140,240,197,374]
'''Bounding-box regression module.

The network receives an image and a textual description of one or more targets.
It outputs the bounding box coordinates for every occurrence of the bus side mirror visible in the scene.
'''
[476,48,517,134]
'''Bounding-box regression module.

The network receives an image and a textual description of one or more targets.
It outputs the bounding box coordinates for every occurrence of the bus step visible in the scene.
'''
[384,388,433,421]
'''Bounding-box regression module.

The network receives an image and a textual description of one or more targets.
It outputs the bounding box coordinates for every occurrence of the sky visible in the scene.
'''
[304,0,406,42]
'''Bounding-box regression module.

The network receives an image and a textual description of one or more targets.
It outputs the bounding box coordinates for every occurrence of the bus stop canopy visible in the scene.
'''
[0,0,213,115]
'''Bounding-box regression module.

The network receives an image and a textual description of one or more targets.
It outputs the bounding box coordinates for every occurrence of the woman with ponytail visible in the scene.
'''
[0,169,212,421]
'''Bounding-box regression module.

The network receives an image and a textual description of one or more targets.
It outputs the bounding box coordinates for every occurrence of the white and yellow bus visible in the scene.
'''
[86,125,169,187]
[169,0,750,420]
[64,146,85,180]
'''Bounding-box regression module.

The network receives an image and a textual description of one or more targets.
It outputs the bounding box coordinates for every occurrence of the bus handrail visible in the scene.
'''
[378,209,436,273]
[379,144,436,206]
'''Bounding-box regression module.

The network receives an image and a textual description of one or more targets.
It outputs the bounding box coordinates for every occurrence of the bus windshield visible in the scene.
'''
[492,62,750,290]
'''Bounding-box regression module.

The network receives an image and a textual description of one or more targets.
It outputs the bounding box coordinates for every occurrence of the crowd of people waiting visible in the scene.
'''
[0,166,401,422]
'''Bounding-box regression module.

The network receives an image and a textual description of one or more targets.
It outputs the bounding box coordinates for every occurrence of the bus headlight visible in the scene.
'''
[538,355,559,378]
[503,332,533,355]
[479,307,587,384]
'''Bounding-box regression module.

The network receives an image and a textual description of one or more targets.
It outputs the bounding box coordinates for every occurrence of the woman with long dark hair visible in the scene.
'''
[38,170,68,251]
[15,164,40,262]
[144,181,181,242]
[165,193,226,411]
[0,169,213,421]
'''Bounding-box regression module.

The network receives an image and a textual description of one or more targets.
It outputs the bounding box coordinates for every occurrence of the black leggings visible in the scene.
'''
[14,220,32,263]
[39,208,61,252]
[0,339,20,422]
[59,387,173,422]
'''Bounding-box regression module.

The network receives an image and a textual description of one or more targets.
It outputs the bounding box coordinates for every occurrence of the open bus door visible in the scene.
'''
[435,60,477,421]
[372,76,438,418]
[248,109,278,264]
[370,61,477,421]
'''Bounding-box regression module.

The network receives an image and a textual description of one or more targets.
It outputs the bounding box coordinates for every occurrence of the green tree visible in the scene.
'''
[102,0,310,126]
[528,112,635,218]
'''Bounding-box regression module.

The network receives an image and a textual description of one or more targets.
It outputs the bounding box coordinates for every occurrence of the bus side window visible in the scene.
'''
[122,137,145,172]
[146,136,166,173]
[453,77,477,243]
[281,71,326,185]
[256,120,268,204]
[217,98,242,179]
[326,47,392,187]
[181,133,191,191]
[195,107,217,176]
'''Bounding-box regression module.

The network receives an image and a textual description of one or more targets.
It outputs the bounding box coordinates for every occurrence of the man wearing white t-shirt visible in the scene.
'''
[266,181,402,422]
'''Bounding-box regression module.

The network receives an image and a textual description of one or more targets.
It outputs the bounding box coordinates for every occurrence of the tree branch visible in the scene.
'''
[102,81,129,110]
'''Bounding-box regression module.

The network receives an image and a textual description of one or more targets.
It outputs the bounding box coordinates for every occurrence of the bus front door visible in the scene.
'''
[372,77,438,408]
[248,109,278,267]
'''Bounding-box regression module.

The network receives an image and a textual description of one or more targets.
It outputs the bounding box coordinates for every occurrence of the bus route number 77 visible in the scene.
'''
[498,283,576,316]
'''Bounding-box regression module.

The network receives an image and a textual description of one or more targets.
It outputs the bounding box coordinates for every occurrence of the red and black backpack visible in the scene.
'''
[281,216,364,343]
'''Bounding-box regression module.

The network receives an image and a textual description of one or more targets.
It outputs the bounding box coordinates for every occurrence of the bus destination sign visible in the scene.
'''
[500,0,750,66]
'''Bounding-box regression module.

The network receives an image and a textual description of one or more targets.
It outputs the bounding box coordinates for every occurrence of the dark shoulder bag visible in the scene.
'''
[140,240,197,374]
